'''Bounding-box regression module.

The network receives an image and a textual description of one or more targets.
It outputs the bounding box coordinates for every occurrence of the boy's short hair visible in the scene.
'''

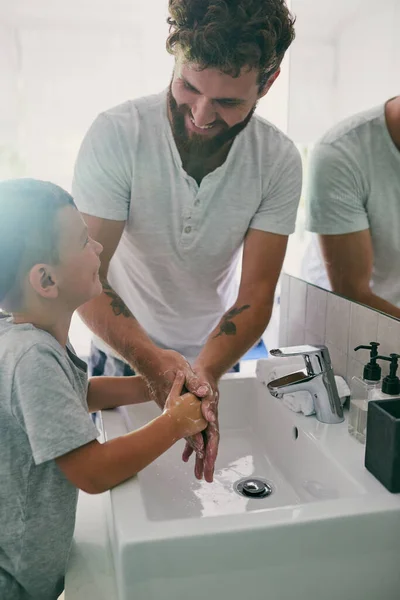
[0,179,76,308]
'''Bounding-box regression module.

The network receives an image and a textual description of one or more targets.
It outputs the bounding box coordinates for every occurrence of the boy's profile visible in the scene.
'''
[0,179,207,600]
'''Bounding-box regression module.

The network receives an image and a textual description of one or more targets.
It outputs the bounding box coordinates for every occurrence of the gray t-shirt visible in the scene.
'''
[303,101,400,304]
[72,90,302,362]
[0,317,99,600]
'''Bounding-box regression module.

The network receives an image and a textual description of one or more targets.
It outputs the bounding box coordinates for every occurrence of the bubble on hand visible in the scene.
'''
[160,369,176,379]
[197,385,209,396]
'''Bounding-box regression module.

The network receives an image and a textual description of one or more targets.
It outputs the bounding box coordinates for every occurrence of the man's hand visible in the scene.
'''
[182,366,220,483]
[136,349,211,457]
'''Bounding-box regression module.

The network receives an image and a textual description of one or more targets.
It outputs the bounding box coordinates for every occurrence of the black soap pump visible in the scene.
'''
[357,354,400,446]
[348,342,382,443]
[355,342,382,382]
[376,353,400,396]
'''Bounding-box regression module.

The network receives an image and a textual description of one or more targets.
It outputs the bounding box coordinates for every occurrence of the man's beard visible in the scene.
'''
[167,84,257,158]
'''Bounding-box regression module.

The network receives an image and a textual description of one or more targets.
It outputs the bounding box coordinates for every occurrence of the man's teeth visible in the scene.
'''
[190,116,214,129]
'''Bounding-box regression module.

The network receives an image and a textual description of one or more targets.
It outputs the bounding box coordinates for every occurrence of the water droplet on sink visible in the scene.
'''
[302,480,339,500]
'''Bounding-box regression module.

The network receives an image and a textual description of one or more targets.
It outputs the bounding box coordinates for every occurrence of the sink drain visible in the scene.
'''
[234,477,273,499]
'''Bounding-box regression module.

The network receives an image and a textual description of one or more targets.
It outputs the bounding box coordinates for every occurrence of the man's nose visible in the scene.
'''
[191,97,217,127]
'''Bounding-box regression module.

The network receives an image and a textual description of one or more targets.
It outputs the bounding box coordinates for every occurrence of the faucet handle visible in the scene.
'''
[270,345,331,376]
[270,344,326,357]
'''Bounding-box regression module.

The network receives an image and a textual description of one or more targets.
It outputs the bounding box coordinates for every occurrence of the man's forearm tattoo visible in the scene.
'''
[101,279,131,318]
[213,305,251,338]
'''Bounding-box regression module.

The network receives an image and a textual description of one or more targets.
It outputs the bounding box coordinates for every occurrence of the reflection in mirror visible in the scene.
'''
[284,0,400,320]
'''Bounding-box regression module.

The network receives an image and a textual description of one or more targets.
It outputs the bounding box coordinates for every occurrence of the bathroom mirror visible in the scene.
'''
[284,0,400,320]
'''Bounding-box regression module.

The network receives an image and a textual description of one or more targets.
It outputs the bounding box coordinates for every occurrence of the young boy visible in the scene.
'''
[0,179,207,600]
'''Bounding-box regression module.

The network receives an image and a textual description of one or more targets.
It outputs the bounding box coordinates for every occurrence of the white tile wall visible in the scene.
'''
[346,356,365,384]
[278,274,290,347]
[376,313,400,377]
[348,303,379,362]
[325,293,351,352]
[287,322,306,346]
[305,330,325,347]
[278,314,288,348]
[280,273,400,385]
[305,284,327,341]
[328,344,348,379]
[288,276,307,328]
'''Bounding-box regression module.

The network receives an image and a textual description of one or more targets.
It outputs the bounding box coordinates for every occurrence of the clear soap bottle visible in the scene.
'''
[348,342,381,442]
[369,353,400,405]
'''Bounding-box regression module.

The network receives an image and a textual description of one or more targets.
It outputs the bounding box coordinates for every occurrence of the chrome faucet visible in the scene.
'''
[267,345,344,424]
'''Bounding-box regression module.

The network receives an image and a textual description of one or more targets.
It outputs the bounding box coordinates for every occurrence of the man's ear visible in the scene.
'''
[173,54,185,80]
[29,264,59,299]
[258,68,281,99]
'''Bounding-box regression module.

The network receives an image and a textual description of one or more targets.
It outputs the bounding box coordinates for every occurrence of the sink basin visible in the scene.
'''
[123,379,361,521]
[101,364,400,600]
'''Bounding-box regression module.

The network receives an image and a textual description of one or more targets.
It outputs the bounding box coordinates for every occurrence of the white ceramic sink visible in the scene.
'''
[101,362,400,600]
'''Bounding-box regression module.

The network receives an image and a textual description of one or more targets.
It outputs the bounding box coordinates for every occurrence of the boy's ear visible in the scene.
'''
[29,265,59,299]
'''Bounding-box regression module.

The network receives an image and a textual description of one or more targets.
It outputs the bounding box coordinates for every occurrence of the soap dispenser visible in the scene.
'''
[348,342,382,442]
[373,353,400,399]
[354,352,400,444]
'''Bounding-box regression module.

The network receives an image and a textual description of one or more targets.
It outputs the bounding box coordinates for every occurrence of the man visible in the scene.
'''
[303,96,400,317]
[72,0,301,483]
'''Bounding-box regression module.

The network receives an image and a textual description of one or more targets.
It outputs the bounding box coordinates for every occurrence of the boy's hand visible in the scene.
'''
[181,367,220,483]
[163,372,207,439]
[138,349,211,456]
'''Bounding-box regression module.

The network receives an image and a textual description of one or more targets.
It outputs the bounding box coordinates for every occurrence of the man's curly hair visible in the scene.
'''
[166,0,296,90]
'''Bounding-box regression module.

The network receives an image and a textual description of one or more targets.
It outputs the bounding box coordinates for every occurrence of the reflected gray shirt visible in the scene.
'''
[304,101,400,305]
[0,317,98,600]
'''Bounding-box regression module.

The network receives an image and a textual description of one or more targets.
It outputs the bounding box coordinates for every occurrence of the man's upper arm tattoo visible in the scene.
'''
[213,305,251,338]
[101,279,132,318]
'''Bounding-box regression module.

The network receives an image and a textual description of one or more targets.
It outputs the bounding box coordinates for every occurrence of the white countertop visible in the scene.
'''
[65,491,117,600]
[64,373,400,599]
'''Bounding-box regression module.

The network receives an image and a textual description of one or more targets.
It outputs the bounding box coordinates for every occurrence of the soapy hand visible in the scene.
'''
[139,349,211,457]
[181,367,220,483]
[164,372,207,438]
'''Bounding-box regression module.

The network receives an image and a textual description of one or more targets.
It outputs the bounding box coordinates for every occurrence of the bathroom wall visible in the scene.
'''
[334,0,399,122]
[279,273,400,383]
[287,39,336,143]
[0,2,172,189]
[0,0,293,190]
[288,0,399,144]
